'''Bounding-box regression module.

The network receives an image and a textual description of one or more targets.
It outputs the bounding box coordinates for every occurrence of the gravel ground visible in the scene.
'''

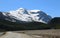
[0,32,35,38]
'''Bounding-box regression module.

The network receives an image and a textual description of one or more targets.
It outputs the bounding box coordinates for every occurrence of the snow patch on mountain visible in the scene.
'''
[2,8,52,24]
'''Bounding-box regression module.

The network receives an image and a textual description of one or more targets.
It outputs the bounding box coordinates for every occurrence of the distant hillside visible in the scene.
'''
[48,17,60,29]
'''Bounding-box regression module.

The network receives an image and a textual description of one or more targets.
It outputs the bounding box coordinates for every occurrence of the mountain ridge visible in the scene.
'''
[0,8,52,24]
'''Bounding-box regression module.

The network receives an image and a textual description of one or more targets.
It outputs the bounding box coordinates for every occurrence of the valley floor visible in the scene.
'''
[0,29,60,38]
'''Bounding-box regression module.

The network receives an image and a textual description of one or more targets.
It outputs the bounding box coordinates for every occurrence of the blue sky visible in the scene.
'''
[0,0,60,17]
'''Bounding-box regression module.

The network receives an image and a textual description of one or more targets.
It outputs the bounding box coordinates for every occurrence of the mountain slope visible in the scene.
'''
[0,19,51,31]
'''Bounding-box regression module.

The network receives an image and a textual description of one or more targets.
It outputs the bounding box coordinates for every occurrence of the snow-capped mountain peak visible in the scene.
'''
[2,8,52,24]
